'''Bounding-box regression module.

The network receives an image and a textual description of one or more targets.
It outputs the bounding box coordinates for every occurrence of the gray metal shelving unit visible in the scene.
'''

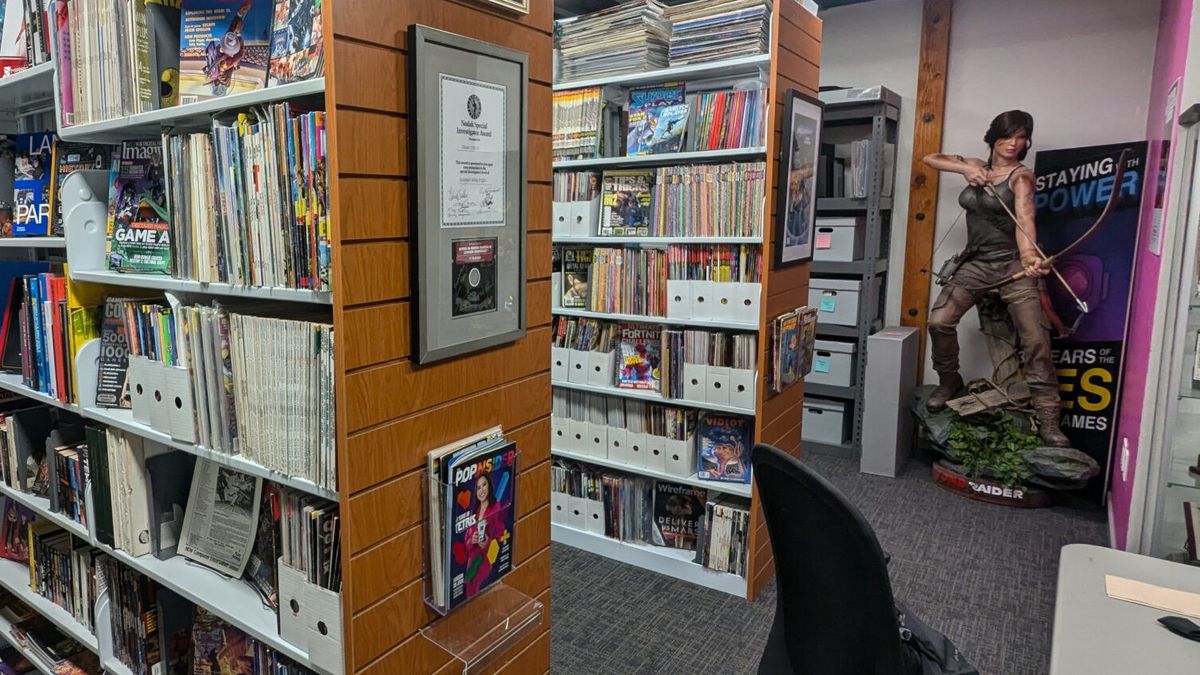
[807,86,901,458]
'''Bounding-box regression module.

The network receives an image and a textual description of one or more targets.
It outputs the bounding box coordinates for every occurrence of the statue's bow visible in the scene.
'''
[974,148,1132,301]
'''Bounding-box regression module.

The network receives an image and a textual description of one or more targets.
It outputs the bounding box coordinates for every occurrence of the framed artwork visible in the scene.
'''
[475,0,530,13]
[410,25,528,364]
[775,89,824,267]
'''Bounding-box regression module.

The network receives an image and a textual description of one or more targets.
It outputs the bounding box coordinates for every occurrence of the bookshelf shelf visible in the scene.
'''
[69,270,333,305]
[0,237,66,249]
[0,483,89,542]
[0,62,55,114]
[551,307,758,332]
[810,258,889,275]
[0,558,98,654]
[57,78,326,143]
[551,447,751,498]
[0,373,336,502]
[552,236,763,245]
[803,382,857,400]
[0,613,56,675]
[553,146,767,170]
[81,406,339,501]
[551,380,755,416]
[552,53,771,91]
[550,523,746,596]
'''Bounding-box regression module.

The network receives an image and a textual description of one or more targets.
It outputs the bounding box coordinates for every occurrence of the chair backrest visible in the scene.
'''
[751,443,905,674]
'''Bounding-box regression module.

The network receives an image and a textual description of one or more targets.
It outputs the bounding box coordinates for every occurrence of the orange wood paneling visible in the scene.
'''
[344,302,410,371]
[340,241,410,305]
[337,111,407,176]
[338,177,408,241]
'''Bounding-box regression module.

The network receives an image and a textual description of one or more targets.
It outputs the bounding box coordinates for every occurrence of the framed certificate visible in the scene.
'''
[410,25,528,364]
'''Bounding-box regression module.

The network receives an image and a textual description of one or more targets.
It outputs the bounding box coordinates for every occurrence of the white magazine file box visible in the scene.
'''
[566,349,590,384]
[606,426,629,463]
[732,282,762,325]
[666,280,693,320]
[552,202,572,238]
[729,368,756,410]
[583,494,606,535]
[664,436,696,478]
[706,366,731,406]
[550,347,569,381]
[683,363,707,402]
[128,356,153,424]
[279,561,345,675]
[587,350,615,387]
[643,434,667,473]
[164,364,198,443]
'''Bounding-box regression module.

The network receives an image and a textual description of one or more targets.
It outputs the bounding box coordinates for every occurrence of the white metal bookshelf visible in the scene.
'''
[69,270,333,305]
[0,373,335,501]
[551,379,755,416]
[0,237,66,249]
[0,611,56,675]
[550,524,747,596]
[553,53,771,91]
[551,446,751,498]
[551,307,757,332]
[57,78,326,142]
[0,63,56,115]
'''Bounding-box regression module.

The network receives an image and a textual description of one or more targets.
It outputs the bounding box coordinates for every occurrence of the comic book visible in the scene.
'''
[798,306,817,377]
[617,323,661,391]
[0,497,33,562]
[443,439,517,611]
[653,482,706,551]
[697,414,753,484]
[12,132,56,237]
[561,247,592,308]
[53,142,110,237]
[190,607,252,675]
[178,0,273,103]
[599,170,653,236]
[772,310,800,393]
[107,140,170,273]
[626,85,687,156]
[268,0,324,85]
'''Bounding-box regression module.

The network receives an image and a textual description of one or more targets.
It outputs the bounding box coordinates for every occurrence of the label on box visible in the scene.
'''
[814,356,831,373]
[815,233,833,249]
[819,296,837,312]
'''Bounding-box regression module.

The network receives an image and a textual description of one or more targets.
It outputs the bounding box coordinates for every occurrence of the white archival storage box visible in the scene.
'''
[860,326,919,477]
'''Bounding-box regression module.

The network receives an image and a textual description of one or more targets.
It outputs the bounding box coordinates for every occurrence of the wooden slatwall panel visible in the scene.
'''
[746,0,821,600]
[328,1,553,672]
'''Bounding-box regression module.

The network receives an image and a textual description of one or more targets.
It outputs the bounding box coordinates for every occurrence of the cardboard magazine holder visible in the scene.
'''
[643,434,667,472]
[279,559,345,675]
[569,198,600,237]
[61,170,110,272]
[663,433,697,479]
[586,350,615,387]
[550,346,569,381]
[732,282,763,325]
[566,349,590,384]
[551,202,572,238]
[162,364,198,443]
[583,419,607,459]
[729,369,757,410]
[128,356,154,424]
[666,280,693,320]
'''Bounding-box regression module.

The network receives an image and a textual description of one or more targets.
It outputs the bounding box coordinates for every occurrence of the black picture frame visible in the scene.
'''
[409,25,528,365]
[774,89,824,267]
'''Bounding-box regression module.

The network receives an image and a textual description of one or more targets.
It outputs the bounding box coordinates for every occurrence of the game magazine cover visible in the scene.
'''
[561,246,592,308]
[618,323,661,391]
[773,310,800,392]
[698,414,752,484]
[444,441,517,610]
[599,170,653,236]
[53,142,110,237]
[268,0,324,85]
[94,298,132,408]
[0,498,33,563]
[798,306,817,378]
[107,140,170,273]
[178,0,272,103]
[653,482,706,551]
[627,85,688,156]
[12,132,56,237]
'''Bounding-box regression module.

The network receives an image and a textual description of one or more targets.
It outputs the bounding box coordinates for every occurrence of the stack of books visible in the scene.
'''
[552,87,604,161]
[665,0,773,66]
[556,0,670,82]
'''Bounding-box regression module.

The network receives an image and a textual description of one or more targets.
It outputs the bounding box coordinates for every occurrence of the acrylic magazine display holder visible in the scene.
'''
[421,448,543,674]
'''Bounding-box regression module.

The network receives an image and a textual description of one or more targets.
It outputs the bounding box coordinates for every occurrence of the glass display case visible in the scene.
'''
[1143,103,1200,562]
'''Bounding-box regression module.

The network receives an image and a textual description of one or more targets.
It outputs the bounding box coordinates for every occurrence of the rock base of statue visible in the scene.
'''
[932,461,1051,508]
[912,384,1102,492]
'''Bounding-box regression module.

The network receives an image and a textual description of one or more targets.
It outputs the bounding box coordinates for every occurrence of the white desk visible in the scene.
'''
[1050,544,1200,674]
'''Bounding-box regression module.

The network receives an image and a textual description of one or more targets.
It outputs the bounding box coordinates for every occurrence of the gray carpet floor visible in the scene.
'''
[550,453,1109,675]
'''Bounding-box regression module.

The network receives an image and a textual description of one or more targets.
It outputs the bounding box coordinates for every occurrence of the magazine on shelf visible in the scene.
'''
[617,323,661,391]
[107,140,171,274]
[52,142,110,237]
[12,132,56,237]
[599,170,654,236]
[697,414,752,484]
[178,0,273,103]
[268,0,325,85]
[653,482,706,551]
[177,459,263,577]
[626,84,688,156]
[561,247,593,308]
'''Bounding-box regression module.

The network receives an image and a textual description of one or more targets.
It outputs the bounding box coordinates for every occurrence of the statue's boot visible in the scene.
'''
[926,372,964,412]
[1034,405,1071,447]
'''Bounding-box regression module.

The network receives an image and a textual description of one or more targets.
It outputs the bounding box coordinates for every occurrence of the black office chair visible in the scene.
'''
[751,443,912,675]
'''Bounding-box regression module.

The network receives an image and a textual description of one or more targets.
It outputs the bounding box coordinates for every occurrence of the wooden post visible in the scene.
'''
[899,0,953,380]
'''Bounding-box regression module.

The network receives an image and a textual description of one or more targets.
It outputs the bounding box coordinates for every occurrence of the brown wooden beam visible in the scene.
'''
[899,0,953,380]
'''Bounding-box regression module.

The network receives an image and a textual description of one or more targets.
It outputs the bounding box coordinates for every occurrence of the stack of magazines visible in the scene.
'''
[556,0,671,81]
[666,0,773,66]
[426,428,518,612]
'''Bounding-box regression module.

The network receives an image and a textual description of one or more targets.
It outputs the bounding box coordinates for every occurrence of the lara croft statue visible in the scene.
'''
[922,110,1069,448]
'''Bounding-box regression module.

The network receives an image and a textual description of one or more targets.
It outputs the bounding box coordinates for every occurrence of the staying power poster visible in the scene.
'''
[1034,141,1146,503]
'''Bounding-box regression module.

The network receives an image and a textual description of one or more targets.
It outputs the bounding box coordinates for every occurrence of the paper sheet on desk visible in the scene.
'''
[1105,574,1200,619]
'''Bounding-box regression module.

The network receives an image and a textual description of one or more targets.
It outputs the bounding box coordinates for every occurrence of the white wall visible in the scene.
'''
[819,0,922,326]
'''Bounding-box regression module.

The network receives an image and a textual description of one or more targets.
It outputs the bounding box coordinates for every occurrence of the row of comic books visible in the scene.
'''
[661,328,757,398]
[27,520,99,632]
[0,0,51,76]
[90,295,336,491]
[585,247,669,316]
[425,428,518,613]
[551,458,751,573]
[2,602,99,674]
[552,87,605,161]
[768,306,817,393]
[592,165,765,238]
[49,0,324,128]
[553,389,697,441]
